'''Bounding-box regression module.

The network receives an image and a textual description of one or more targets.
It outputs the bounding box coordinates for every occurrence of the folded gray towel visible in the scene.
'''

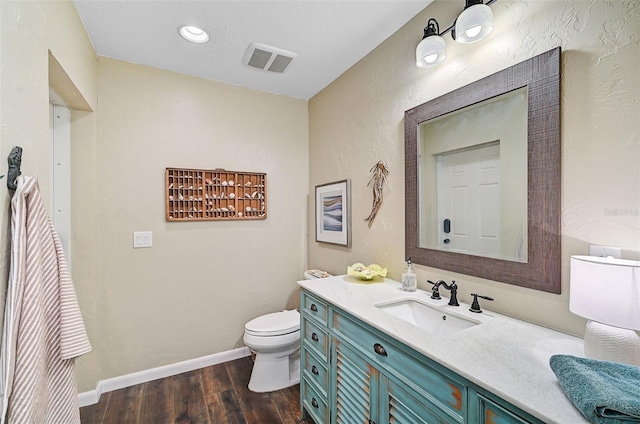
[550,354,640,423]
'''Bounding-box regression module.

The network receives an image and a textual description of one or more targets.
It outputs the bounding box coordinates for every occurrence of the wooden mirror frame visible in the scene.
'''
[404,47,561,293]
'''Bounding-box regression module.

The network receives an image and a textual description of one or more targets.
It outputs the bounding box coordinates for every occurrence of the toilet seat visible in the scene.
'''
[245,310,300,337]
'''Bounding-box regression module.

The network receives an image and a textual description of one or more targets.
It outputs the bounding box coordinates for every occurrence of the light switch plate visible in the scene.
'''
[133,231,153,248]
[589,245,621,259]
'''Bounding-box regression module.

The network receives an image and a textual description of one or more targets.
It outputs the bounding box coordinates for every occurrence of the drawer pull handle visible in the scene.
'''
[311,332,319,342]
[310,304,318,312]
[373,343,387,357]
[311,398,319,408]
[311,365,319,375]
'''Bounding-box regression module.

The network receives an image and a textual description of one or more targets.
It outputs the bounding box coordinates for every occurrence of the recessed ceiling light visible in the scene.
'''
[179,25,209,44]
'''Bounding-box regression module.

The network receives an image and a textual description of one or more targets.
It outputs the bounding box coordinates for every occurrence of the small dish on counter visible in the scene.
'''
[347,263,388,281]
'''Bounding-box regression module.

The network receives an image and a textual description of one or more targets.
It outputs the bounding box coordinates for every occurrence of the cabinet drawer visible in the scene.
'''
[303,317,329,360]
[302,377,328,424]
[303,346,329,395]
[333,309,465,422]
[477,394,537,424]
[302,292,328,324]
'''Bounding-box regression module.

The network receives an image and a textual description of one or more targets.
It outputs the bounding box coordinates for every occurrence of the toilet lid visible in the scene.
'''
[245,310,300,336]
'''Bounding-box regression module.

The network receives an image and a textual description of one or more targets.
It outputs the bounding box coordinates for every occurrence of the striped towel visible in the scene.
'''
[0,176,91,423]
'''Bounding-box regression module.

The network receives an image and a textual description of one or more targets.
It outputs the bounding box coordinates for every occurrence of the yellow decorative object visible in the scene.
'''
[347,263,388,280]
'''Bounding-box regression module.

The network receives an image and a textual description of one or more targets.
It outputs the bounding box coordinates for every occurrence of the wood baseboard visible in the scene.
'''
[78,347,251,407]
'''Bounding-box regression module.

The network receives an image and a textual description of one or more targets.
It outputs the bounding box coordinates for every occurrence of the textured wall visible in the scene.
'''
[0,0,99,391]
[308,0,639,335]
[94,58,309,381]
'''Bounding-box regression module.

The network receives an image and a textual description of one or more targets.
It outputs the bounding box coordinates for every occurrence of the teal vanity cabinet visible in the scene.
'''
[300,289,544,424]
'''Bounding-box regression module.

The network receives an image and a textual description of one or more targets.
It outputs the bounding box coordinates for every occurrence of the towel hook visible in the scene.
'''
[7,146,23,191]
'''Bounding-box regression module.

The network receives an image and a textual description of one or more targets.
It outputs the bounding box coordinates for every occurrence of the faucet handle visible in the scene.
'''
[448,280,459,306]
[469,293,494,313]
[427,280,441,300]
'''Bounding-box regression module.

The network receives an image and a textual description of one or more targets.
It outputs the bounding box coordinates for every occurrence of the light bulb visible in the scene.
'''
[465,25,482,38]
[424,53,438,64]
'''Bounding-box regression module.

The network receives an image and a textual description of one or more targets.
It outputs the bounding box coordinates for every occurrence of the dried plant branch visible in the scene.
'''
[364,161,390,228]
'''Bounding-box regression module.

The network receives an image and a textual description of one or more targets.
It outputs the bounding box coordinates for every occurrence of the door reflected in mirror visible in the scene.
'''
[418,87,528,262]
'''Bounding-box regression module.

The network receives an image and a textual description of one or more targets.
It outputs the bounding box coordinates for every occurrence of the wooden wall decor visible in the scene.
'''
[165,168,267,221]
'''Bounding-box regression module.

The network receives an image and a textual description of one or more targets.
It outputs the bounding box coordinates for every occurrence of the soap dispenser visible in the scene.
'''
[402,257,417,292]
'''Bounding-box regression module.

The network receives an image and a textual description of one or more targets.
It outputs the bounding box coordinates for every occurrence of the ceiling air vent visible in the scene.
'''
[243,43,297,73]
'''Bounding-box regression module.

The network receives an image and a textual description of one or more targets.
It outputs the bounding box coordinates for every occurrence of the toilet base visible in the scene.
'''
[248,347,300,393]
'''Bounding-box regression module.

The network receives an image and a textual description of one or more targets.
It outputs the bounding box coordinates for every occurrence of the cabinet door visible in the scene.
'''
[332,308,466,422]
[332,340,380,424]
[476,394,537,424]
[382,377,454,424]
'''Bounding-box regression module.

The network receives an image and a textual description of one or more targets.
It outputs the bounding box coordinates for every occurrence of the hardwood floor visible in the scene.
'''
[80,356,315,424]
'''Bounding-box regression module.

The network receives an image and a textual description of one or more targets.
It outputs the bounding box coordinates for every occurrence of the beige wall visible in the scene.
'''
[93,58,309,383]
[0,0,99,391]
[308,0,639,335]
[2,1,309,393]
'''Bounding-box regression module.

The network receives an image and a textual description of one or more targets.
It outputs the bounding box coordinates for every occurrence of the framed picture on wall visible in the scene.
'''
[315,179,351,247]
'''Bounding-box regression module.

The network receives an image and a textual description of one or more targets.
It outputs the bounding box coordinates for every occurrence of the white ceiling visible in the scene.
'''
[73,1,430,100]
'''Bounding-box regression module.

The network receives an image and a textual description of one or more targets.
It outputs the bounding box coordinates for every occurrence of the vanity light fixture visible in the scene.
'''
[416,0,497,67]
[179,25,209,44]
[569,255,640,366]
[416,19,446,67]
[452,0,494,44]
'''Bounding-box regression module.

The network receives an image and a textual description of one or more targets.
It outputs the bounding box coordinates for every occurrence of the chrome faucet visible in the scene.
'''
[427,280,459,306]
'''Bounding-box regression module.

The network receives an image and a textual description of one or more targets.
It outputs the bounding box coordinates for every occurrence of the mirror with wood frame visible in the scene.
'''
[404,47,561,293]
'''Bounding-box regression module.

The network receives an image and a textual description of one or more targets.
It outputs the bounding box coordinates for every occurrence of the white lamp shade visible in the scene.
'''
[455,3,494,44]
[416,35,446,67]
[570,255,640,330]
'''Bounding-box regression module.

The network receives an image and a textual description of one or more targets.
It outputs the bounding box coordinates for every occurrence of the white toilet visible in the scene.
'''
[243,270,330,393]
[243,309,301,392]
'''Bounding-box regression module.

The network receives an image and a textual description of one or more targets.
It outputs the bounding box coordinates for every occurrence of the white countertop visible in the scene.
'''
[299,275,588,424]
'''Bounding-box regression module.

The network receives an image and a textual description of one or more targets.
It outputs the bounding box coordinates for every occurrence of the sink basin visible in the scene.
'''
[376,299,479,334]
